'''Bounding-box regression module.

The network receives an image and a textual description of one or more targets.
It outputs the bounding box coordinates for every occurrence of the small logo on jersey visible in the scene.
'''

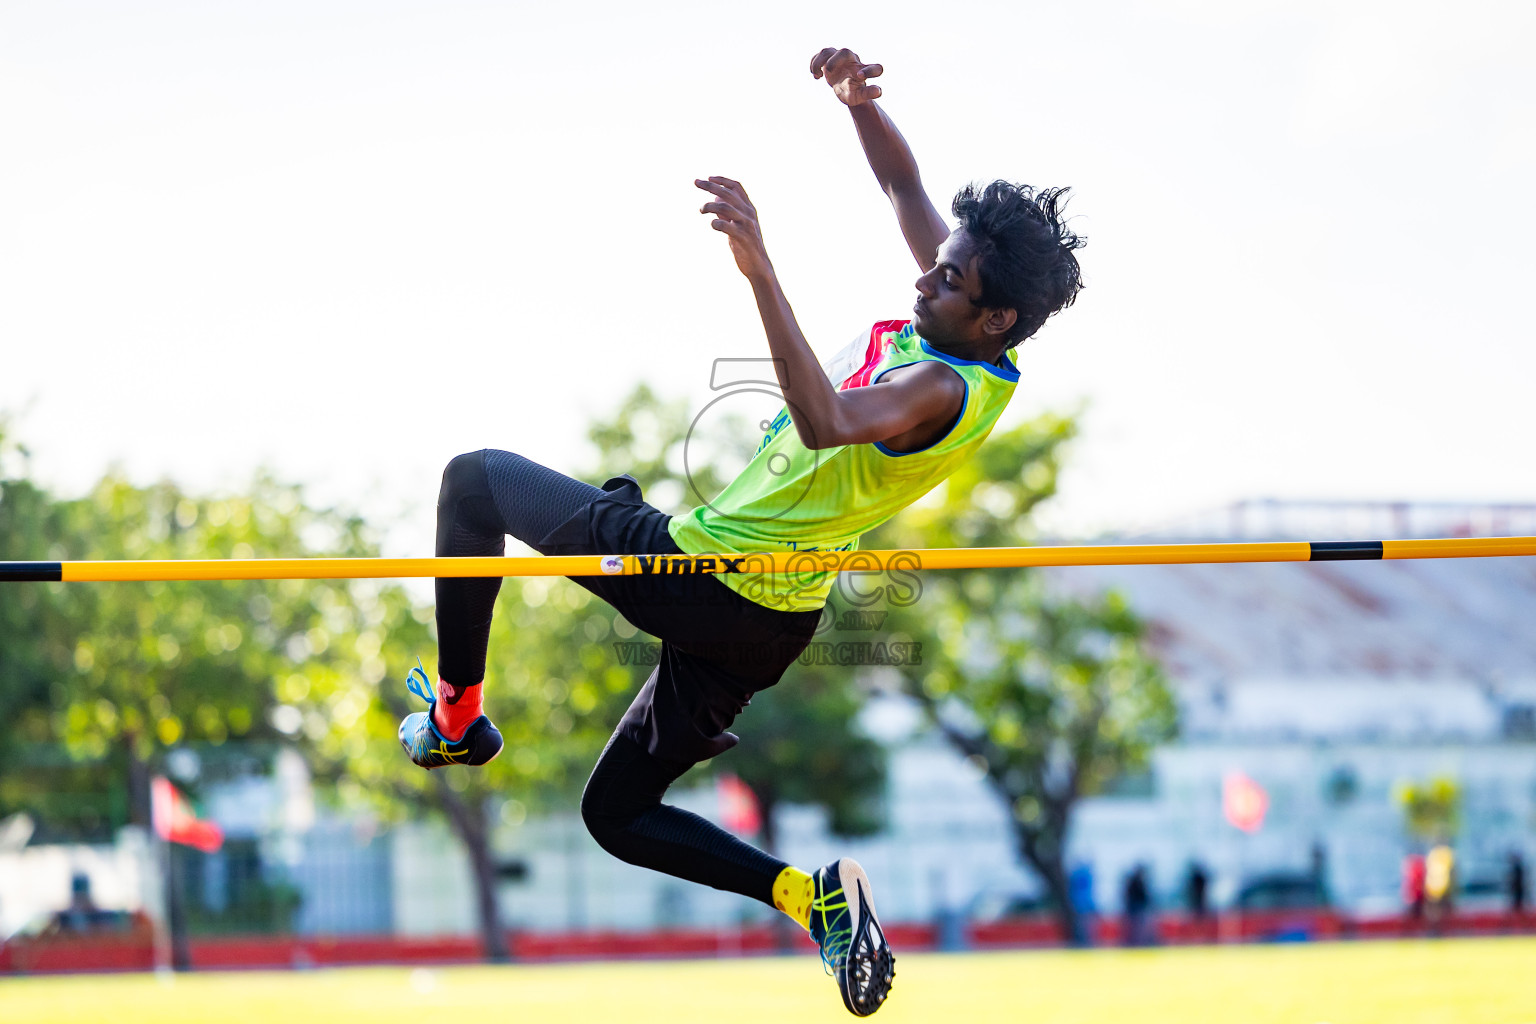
[600,556,624,575]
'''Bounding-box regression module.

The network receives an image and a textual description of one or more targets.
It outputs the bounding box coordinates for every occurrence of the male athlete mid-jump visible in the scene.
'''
[398,47,1084,1016]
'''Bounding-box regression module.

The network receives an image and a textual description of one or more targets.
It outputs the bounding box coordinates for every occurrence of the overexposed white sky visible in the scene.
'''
[3,0,1534,553]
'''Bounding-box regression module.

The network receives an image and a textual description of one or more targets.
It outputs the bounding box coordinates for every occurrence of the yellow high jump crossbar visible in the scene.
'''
[2,536,1534,582]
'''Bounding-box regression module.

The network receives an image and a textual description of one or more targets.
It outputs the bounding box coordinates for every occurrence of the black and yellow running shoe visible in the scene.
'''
[397,662,503,770]
[811,857,896,1017]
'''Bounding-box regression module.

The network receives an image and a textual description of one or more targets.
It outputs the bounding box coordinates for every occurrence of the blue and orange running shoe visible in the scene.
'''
[811,857,896,1017]
[397,661,503,770]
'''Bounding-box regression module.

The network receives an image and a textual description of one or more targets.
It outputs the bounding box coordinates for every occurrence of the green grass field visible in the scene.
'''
[3,938,1533,1024]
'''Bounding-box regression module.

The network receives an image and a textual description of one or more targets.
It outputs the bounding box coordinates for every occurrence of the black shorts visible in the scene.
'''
[534,474,821,765]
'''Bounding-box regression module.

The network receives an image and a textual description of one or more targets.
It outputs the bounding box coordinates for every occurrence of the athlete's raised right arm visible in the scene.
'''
[811,47,949,272]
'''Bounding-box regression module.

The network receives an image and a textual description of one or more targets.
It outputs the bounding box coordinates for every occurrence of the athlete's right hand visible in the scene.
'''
[697,176,774,281]
[810,47,883,106]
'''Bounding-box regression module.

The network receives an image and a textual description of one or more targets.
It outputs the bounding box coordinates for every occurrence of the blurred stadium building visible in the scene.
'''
[2,500,1533,948]
[1040,499,1536,916]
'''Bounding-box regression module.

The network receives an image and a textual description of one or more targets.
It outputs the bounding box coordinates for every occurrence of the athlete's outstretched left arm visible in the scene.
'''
[697,176,963,452]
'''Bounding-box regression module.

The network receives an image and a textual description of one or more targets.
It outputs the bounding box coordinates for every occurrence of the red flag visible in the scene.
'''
[716,772,762,836]
[1223,772,1268,833]
[152,776,224,853]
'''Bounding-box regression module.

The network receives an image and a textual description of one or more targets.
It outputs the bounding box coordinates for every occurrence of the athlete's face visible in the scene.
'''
[911,229,1016,354]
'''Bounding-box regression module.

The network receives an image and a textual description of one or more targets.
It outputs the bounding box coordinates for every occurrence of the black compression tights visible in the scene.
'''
[434,449,603,686]
[434,449,786,909]
[582,734,785,907]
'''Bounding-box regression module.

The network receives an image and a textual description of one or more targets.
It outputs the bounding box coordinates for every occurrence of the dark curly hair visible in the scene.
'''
[951,181,1085,347]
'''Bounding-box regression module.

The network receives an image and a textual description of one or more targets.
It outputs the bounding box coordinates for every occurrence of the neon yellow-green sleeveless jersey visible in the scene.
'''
[667,319,1020,612]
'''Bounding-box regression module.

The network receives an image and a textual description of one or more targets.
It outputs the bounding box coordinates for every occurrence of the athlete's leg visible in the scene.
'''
[434,449,604,693]
[402,449,606,766]
[410,446,688,763]
[580,691,893,1016]
[577,629,825,913]
[580,732,787,904]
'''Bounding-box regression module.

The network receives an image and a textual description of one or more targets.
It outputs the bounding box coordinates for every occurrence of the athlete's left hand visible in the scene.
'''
[697,177,773,281]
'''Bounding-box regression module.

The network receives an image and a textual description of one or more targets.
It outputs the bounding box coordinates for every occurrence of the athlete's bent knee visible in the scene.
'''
[580,782,633,858]
[439,450,491,507]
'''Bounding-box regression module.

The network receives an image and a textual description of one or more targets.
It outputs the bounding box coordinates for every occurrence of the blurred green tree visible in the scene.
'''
[0,424,77,824]
[41,474,387,822]
[0,426,415,963]
[0,424,384,837]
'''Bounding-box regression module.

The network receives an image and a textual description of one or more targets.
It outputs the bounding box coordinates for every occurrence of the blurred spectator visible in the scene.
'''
[58,872,100,933]
[1184,861,1209,919]
[1122,864,1152,947]
[1068,861,1097,947]
[22,872,153,945]
[1310,842,1332,907]
[1425,844,1455,932]
[1403,853,1427,923]
[1509,851,1527,916]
